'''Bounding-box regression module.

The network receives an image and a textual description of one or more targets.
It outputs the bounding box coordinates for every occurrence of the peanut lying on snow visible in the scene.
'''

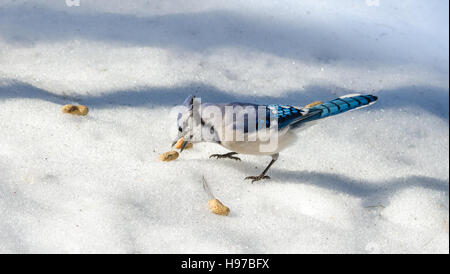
[62,104,89,116]
[208,198,230,216]
[202,176,230,216]
[174,137,193,150]
[304,101,323,108]
[158,150,179,162]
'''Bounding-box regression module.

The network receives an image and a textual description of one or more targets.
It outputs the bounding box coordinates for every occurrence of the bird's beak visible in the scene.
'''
[179,140,188,153]
[171,136,188,153]
[171,140,178,147]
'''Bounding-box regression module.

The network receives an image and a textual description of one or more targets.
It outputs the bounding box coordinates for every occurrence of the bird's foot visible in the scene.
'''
[209,152,241,161]
[245,174,271,183]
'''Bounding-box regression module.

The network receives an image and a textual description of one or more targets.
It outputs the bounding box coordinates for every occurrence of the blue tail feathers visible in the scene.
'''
[263,94,377,130]
[309,94,378,119]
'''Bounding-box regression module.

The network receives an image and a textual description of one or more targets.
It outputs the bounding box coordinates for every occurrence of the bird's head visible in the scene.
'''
[172,95,198,152]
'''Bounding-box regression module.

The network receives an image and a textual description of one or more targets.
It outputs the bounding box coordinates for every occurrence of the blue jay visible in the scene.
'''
[172,93,377,182]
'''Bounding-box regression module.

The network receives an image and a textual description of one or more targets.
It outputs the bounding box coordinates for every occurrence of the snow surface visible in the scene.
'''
[0,0,448,253]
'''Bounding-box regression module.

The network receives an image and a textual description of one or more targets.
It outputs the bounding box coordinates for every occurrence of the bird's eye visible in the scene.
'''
[178,126,183,132]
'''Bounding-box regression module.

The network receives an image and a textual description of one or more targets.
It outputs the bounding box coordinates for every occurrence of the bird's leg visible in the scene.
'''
[245,153,279,183]
[209,152,241,161]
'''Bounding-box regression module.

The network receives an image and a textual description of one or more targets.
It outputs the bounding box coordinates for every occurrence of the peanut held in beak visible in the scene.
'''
[174,137,193,150]
[208,198,230,216]
[62,104,89,116]
[158,150,179,162]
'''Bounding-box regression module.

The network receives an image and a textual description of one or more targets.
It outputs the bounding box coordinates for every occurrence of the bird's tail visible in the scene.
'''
[308,94,378,119]
[290,94,378,129]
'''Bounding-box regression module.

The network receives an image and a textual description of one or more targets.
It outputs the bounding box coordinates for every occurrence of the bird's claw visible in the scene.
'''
[209,152,241,161]
[245,175,271,183]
